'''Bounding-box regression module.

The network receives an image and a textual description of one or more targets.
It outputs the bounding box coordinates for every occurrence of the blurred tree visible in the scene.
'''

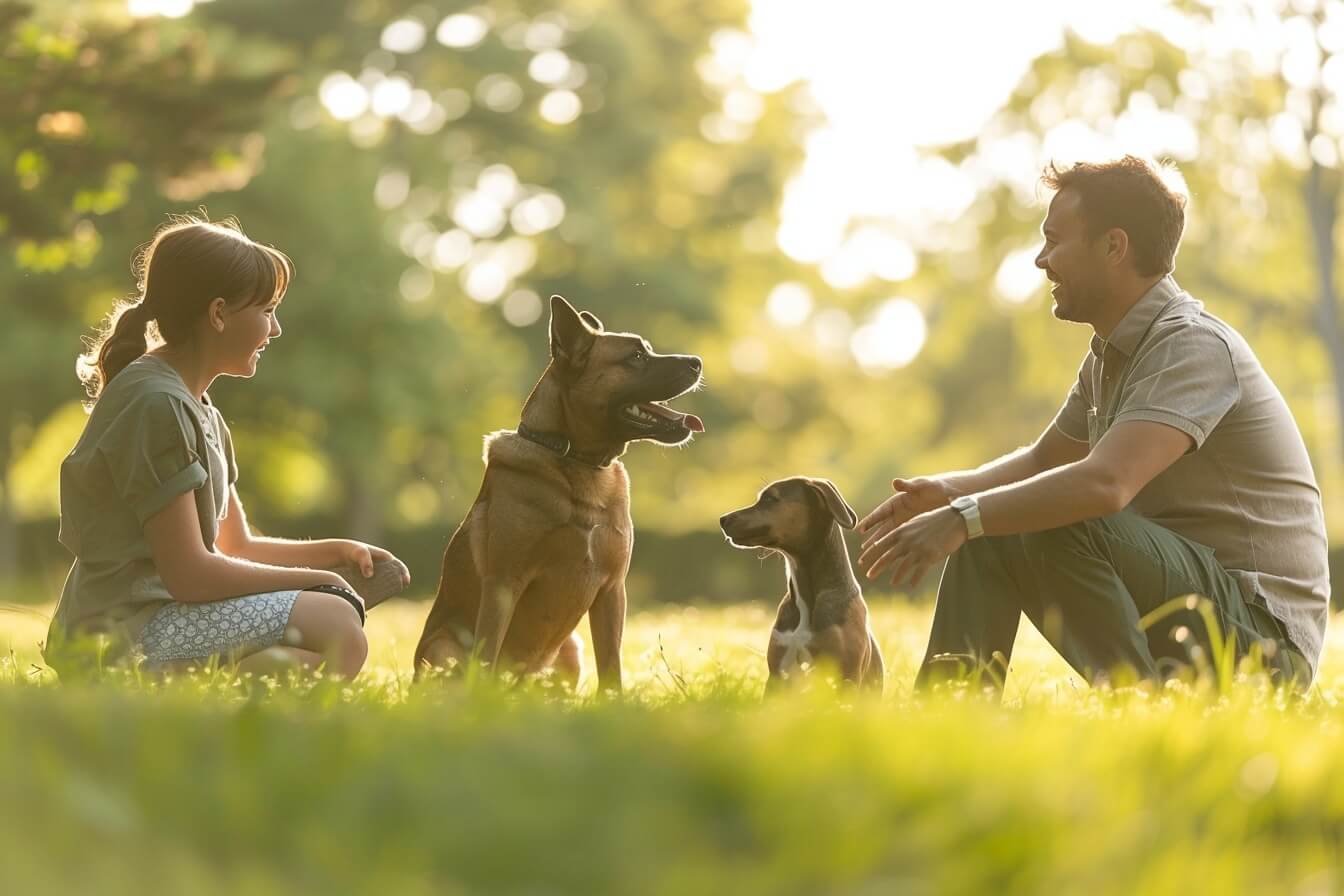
[1,0,293,574]
[188,0,832,547]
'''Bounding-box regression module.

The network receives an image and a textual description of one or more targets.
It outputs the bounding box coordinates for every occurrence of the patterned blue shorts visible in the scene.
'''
[137,590,302,665]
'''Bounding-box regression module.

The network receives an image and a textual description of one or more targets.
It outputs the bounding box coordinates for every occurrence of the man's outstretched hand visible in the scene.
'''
[857,477,964,588]
[857,477,953,548]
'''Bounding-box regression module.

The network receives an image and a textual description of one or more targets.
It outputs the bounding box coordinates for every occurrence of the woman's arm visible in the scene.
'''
[216,487,410,587]
[145,491,351,603]
[216,488,345,568]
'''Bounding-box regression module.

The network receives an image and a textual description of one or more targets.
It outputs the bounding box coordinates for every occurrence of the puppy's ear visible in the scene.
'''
[549,295,597,371]
[579,310,604,332]
[805,478,858,529]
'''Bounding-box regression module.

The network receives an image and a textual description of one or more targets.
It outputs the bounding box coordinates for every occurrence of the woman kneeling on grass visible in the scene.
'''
[45,216,410,680]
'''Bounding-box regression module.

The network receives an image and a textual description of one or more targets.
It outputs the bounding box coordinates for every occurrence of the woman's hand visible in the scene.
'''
[331,540,412,588]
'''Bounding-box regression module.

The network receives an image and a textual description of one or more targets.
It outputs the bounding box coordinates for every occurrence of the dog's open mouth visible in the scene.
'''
[619,401,705,434]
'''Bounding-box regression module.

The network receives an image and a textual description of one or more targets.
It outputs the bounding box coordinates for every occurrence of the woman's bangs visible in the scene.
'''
[240,244,294,307]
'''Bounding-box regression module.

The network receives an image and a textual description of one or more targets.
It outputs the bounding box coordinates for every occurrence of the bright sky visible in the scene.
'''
[737,0,1181,368]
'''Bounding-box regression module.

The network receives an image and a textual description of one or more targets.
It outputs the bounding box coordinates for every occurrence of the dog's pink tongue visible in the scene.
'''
[686,414,705,433]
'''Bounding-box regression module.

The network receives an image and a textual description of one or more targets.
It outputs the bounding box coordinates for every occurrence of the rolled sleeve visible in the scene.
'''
[99,393,209,525]
[1112,326,1239,450]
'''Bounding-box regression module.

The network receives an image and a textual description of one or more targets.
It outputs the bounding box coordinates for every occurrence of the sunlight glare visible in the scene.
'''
[539,90,582,125]
[374,168,410,209]
[995,246,1047,306]
[319,73,369,121]
[746,0,1187,267]
[766,282,812,327]
[371,76,414,117]
[437,13,489,49]
[452,192,507,238]
[381,19,427,54]
[850,299,926,371]
[529,50,572,85]
[463,261,509,303]
[431,230,473,271]
[503,289,544,326]
[477,165,521,207]
[127,0,193,17]
[511,193,566,235]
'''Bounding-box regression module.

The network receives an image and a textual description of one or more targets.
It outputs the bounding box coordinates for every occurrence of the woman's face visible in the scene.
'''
[219,297,282,377]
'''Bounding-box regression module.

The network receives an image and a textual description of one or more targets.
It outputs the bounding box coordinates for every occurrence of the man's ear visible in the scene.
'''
[550,295,597,371]
[1104,227,1130,266]
[805,478,858,529]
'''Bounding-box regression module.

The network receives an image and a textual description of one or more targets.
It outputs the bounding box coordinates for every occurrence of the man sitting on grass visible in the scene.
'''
[856,155,1327,690]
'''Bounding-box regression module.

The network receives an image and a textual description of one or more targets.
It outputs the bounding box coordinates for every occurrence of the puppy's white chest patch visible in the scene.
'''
[771,596,813,675]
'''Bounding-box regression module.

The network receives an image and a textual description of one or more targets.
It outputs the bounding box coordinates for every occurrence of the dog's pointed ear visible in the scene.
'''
[805,478,858,529]
[579,310,604,332]
[550,295,597,370]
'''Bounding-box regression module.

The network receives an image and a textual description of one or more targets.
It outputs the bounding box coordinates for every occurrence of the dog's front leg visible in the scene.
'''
[473,575,523,673]
[588,580,626,693]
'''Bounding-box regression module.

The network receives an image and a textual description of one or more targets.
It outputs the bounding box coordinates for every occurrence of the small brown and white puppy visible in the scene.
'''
[720,477,884,692]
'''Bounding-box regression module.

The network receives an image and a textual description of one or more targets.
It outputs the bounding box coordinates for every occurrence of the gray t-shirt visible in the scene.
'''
[1051,276,1330,676]
[46,353,237,670]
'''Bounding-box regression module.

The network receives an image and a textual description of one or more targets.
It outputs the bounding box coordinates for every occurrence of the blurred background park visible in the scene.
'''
[6,0,1344,612]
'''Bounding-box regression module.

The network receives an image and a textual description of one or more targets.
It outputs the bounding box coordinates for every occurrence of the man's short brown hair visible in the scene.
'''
[1041,155,1187,277]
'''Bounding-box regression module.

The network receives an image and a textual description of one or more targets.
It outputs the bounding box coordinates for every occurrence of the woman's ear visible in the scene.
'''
[207,297,228,333]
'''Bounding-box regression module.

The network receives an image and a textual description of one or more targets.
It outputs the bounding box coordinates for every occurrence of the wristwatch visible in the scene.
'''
[950,495,984,540]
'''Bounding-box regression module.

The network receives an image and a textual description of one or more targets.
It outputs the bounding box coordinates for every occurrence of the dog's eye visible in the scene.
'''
[628,349,647,364]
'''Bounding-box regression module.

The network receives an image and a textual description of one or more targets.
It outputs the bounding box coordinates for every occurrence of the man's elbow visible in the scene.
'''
[1082,467,1135,516]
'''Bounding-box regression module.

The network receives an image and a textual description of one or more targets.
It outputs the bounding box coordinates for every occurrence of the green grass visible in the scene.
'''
[3,597,1344,894]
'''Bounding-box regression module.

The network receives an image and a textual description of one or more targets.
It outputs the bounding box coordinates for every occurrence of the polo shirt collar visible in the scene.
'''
[1089,275,1187,359]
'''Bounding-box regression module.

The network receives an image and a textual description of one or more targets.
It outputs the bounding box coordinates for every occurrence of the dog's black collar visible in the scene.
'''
[517,422,615,469]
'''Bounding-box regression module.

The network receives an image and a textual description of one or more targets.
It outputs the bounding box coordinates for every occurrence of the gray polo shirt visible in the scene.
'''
[1051,276,1329,677]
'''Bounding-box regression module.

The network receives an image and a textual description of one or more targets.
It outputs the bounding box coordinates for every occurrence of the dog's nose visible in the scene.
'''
[688,356,702,374]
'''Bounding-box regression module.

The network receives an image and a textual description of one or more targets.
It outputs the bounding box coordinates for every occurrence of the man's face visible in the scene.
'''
[1034,188,1109,325]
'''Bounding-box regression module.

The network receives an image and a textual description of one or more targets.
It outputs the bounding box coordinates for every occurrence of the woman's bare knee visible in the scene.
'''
[284,591,368,678]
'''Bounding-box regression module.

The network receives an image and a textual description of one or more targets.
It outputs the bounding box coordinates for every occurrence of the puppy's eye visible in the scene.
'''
[628,349,647,364]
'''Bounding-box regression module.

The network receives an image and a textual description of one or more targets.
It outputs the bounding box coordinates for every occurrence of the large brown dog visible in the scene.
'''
[720,477,884,692]
[415,296,703,689]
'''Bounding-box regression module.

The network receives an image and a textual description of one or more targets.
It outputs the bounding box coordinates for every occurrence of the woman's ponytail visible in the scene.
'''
[77,300,153,401]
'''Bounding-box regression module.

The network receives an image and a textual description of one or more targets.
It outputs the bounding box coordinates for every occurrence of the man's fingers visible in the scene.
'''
[858,532,895,569]
[888,554,917,587]
[860,521,897,552]
[857,496,897,533]
[864,546,900,580]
